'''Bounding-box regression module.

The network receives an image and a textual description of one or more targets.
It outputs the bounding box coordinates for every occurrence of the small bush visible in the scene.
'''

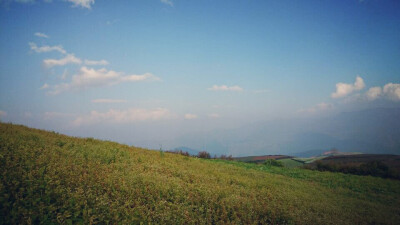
[263,159,284,167]
[198,151,211,159]
[166,150,190,157]
[220,154,234,161]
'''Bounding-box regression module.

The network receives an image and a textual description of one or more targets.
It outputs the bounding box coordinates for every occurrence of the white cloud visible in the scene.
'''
[92,99,127,103]
[160,0,173,6]
[34,32,49,38]
[43,54,82,68]
[67,0,95,9]
[299,102,333,114]
[29,42,66,54]
[362,83,400,101]
[366,87,382,101]
[73,108,173,126]
[8,0,93,8]
[120,73,161,82]
[84,59,109,66]
[40,83,49,89]
[383,83,400,101]
[208,85,243,92]
[208,113,220,118]
[354,76,365,90]
[184,113,198,120]
[331,76,365,98]
[46,67,160,94]
[0,110,7,118]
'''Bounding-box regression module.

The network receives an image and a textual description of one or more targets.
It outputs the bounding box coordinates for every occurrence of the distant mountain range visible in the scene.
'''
[174,107,400,157]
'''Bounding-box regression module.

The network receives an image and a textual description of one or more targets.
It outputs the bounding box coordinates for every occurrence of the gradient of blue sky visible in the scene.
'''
[0,0,400,150]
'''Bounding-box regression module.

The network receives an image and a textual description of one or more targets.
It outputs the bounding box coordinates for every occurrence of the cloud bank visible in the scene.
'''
[383,83,400,101]
[364,83,400,101]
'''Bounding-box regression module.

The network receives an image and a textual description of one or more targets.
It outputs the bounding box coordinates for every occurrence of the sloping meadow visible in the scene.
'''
[1,123,399,224]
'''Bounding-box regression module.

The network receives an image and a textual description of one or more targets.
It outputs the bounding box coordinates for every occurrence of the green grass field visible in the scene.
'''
[277,158,304,168]
[1,123,400,224]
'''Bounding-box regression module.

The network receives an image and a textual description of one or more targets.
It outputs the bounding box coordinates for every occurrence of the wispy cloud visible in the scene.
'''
[208,85,243,92]
[298,102,333,114]
[67,0,95,9]
[160,0,173,6]
[34,32,49,38]
[73,108,173,126]
[39,83,49,90]
[5,0,93,9]
[12,0,34,3]
[92,99,127,103]
[46,67,160,95]
[43,54,82,68]
[331,76,365,98]
[184,113,198,120]
[84,59,109,66]
[29,42,66,54]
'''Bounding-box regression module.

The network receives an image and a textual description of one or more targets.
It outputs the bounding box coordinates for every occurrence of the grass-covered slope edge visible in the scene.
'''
[1,123,399,224]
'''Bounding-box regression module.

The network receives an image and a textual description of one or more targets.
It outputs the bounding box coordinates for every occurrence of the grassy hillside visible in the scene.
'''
[234,155,292,164]
[1,123,400,224]
[277,158,304,168]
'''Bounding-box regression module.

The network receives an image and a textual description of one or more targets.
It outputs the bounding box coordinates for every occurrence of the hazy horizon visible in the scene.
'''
[1,0,400,156]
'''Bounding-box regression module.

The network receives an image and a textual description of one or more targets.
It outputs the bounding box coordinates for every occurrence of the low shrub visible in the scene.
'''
[263,159,284,167]
[197,151,211,159]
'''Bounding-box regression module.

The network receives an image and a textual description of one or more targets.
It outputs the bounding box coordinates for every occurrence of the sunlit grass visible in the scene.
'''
[1,123,399,224]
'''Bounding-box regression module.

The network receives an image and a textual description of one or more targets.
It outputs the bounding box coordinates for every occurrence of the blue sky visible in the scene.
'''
[0,0,400,152]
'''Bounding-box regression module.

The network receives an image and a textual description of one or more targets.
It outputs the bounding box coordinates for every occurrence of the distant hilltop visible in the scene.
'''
[322,149,362,157]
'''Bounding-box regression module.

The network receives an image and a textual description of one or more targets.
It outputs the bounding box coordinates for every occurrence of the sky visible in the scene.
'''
[0,0,400,154]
